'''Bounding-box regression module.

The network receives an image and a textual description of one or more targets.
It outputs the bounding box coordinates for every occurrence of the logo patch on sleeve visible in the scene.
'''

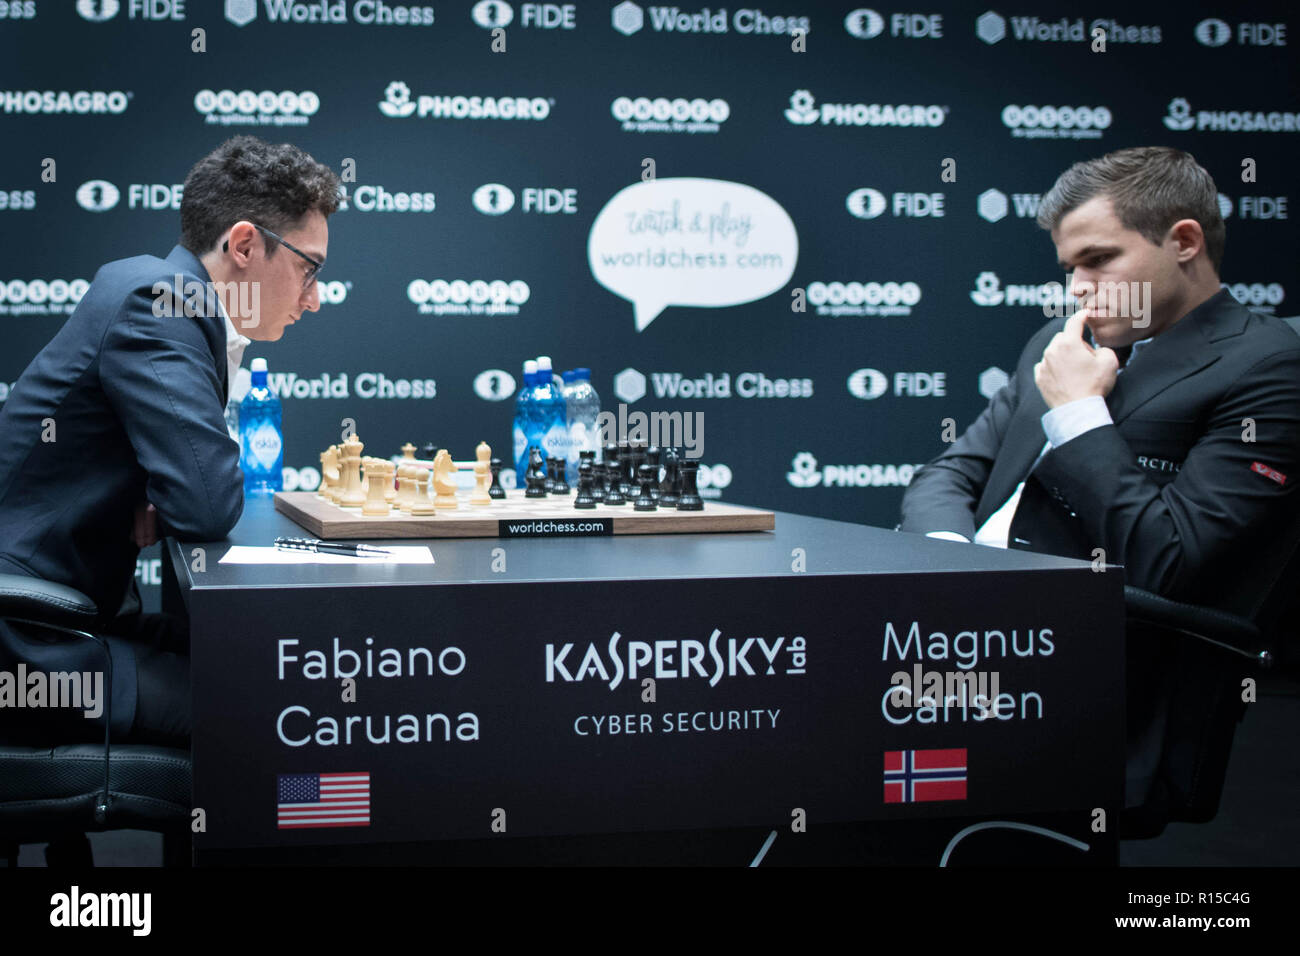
[1251,461,1288,486]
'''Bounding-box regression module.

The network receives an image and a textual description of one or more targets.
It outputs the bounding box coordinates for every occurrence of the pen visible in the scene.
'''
[274,536,394,557]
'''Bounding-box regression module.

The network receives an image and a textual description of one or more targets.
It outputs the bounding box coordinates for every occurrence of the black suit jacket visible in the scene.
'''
[900,290,1300,618]
[0,245,243,735]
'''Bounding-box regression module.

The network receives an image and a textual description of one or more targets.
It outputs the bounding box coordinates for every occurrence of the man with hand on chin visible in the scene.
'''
[898,146,1300,819]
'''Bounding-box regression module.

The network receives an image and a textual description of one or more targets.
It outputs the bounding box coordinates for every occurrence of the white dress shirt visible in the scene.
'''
[221,298,250,404]
[927,336,1153,548]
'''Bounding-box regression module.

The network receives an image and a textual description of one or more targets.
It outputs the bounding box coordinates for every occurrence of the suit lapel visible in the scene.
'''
[1105,307,1221,424]
[976,377,1050,526]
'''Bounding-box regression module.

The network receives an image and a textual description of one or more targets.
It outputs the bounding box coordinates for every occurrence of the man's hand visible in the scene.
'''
[1034,310,1120,409]
[131,502,158,548]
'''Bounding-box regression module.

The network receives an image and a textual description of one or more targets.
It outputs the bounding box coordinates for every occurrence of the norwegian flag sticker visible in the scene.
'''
[1251,462,1288,486]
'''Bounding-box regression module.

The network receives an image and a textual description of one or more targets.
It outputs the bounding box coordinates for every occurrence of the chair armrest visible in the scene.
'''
[1124,585,1270,666]
[0,573,98,630]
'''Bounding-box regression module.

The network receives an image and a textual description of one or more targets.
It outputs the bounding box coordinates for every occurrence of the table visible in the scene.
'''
[167,496,1125,865]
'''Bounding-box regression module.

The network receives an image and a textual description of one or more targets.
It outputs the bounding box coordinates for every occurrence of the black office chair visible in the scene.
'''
[0,574,192,866]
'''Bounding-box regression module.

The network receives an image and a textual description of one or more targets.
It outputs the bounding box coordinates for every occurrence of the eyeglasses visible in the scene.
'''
[223,224,324,291]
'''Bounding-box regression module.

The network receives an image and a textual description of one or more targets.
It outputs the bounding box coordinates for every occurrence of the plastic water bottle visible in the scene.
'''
[536,354,565,391]
[565,368,600,475]
[513,360,538,482]
[532,359,569,467]
[240,357,283,495]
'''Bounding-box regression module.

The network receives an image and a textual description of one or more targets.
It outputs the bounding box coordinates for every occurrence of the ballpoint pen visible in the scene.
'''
[274,536,394,557]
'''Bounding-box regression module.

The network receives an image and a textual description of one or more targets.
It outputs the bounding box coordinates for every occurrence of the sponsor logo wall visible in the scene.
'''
[2,1,1297,610]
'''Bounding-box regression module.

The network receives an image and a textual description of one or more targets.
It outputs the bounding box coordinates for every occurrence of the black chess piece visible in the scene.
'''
[645,446,662,500]
[633,463,658,511]
[658,448,680,507]
[550,457,570,495]
[591,461,607,502]
[603,461,627,506]
[604,443,621,494]
[488,457,506,499]
[421,443,439,460]
[618,441,633,496]
[574,460,596,509]
[676,459,703,510]
[544,457,557,494]
[525,446,547,498]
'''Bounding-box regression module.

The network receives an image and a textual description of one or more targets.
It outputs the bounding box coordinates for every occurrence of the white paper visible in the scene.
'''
[219,545,435,565]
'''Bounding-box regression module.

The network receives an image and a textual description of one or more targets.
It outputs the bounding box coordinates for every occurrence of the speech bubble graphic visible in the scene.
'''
[588,177,799,331]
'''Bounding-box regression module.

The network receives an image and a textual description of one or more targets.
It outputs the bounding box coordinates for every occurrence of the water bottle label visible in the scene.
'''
[570,421,593,453]
[543,423,569,458]
[248,423,283,470]
[513,425,527,462]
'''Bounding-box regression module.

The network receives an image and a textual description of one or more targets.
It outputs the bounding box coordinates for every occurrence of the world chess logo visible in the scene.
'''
[76,180,120,212]
[472,0,514,28]
[970,271,1005,306]
[379,81,417,118]
[784,90,819,125]
[77,0,120,21]
[1163,98,1195,131]
[977,188,1008,223]
[472,183,516,215]
[611,1,643,36]
[787,452,822,488]
[473,368,517,401]
[978,366,1010,400]
[975,10,1005,45]
[1194,18,1231,47]
[843,8,884,38]
[225,0,256,27]
[846,188,887,220]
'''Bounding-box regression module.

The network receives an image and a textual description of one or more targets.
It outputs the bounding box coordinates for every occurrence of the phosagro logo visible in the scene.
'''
[378,80,552,120]
[1001,104,1111,140]
[0,279,90,316]
[1163,96,1300,133]
[473,368,517,400]
[407,279,530,315]
[785,89,946,127]
[612,96,730,134]
[787,452,922,488]
[805,280,921,317]
[0,90,131,114]
[76,180,121,212]
[971,271,1073,309]
[194,89,320,126]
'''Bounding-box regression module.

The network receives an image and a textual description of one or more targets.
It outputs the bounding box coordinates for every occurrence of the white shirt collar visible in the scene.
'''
[219,297,250,403]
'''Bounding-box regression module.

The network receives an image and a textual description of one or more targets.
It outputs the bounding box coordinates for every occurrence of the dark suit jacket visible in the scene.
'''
[901,290,1300,618]
[0,245,243,736]
[899,290,1300,810]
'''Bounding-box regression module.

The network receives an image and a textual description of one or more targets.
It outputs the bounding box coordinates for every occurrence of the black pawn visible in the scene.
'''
[488,457,506,499]
[544,457,556,494]
[603,468,627,506]
[634,463,658,511]
[645,446,662,500]
[525,446,547,498]
[550,458,570,495]
[421,443,439,460]
[574,460,596,509]
[676,460,703,511]
[618,441,634,496]
[604,444,621,492]
[659,449,680,507]
[591,461,607,502]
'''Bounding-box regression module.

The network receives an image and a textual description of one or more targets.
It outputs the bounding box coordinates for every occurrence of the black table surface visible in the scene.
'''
[169,495,1099,592]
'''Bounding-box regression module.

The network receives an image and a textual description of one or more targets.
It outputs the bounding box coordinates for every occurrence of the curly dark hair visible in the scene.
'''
[180,136,341,257]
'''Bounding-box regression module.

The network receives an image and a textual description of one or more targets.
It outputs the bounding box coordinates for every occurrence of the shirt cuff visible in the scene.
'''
[925,530,971,543]
[1042,394,1113,448]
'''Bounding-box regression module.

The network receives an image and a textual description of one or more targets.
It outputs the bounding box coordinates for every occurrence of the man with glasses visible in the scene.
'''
[0,136,341,744]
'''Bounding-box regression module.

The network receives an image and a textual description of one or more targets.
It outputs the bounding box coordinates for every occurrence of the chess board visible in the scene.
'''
[274,490,776,539]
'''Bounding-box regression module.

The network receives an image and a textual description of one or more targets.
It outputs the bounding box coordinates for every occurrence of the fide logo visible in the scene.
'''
[1164,98,1195,131]
[379,81,416,118]
[846,188,887,219]
[77,0,121,20]
[472,1,514,28]
[1195,18,1231,46]
[472,184,516,215]
[473,368,517,401]
[844,8,884,38]
[76,180,121,212]
[847,368,888,400]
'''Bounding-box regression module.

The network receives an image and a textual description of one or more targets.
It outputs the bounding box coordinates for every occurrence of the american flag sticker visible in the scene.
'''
[277,772,371,829]
[884,749,968,803]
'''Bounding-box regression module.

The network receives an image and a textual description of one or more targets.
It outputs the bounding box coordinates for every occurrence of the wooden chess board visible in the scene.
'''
[274,490,776,539]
